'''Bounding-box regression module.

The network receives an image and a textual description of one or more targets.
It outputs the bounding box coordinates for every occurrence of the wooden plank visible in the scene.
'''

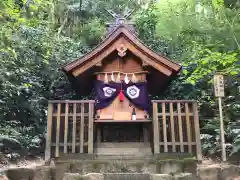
[177,103,184,152]
[120,28,181,71]
[55,103,61,157]
[63,27,181,74]
[162,102,168,152]
[158,112,194,116]
[97,126,101,144]
[80,103,84,153]
[64,103,69,153]
[152,100,196,103]
[193,102,202,161]
[94,120,152,123]
[72,103,77,153]
[170,102,176,152]
[52,113,90,117]
[143,125,148,144]
[49,100,95,103]
[63,27,121,72]
[124,41,172,76]
[88,103,94,154]
[51,142,197,146]
[153,102,160,154]
[45,103,53,161]
[72,39,121,76]
[185,103,192,153]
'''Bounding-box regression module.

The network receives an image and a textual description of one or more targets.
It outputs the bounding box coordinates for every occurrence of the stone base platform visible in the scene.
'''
[2,163,240,180]
[54,155,197,180]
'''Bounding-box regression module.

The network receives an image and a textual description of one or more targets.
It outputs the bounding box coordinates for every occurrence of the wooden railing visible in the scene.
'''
[45,99,202,161]
[45,100,94,161]
[152,100,202,160]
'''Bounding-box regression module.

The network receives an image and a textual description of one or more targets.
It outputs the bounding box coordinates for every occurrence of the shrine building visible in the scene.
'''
[44,14,202,161]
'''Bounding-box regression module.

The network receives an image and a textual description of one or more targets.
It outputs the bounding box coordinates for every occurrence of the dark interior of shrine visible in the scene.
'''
[95,122,152,143]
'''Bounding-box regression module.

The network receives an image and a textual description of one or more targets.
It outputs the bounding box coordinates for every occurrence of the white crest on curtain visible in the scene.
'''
[126,85,140,99]
[103,87,116,97]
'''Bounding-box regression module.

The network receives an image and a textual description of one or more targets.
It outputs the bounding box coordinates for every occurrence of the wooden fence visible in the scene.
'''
[45,100,94,161]
[45,99,202,161]
[152,100,202,160]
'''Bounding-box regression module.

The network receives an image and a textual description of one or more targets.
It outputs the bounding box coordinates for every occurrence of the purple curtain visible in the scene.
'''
[95,80,150,111]
[123,82,151,111]
[95,80,121,109]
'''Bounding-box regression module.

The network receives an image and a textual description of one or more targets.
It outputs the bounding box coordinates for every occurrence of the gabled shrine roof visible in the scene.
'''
[62,24,182,77]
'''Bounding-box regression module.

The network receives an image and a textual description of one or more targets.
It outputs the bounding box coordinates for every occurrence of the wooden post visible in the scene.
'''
[97,126,101,144]
[72,103,77,153]
[177,103,184,152]
[45,103,53,161]
[153,102,160,154]
[169,102,176,152]
[80,103,84,153]
[185,103,192,153]
[64,103,69,153]
[143,125,148,145]
[55,103,61,157]
[162,102,168,152]
[193,102,202,161]
[88,102,94,154]
[219,97,226,161]
[214,74,226,161]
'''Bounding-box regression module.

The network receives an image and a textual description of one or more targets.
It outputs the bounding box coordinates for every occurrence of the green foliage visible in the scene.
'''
[135,0,240,156]
[0,0,240,159]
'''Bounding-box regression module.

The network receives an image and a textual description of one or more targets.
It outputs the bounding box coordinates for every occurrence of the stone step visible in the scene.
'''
[62,173,194,180]
[104,173,150,180]
[96,142,152,156]
[95,154,153,160]
[97,142,150,148]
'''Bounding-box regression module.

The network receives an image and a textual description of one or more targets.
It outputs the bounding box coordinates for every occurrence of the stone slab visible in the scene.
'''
[63,173,104,180]
[150,174,173,180]
[104,173,150,180]
[5,168,34,180]
[173,173,193,180]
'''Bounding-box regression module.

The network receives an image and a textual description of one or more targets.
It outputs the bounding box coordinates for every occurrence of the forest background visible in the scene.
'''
[0,0,240,161]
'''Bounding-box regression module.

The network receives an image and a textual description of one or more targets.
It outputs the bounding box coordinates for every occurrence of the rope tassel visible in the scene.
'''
[104,73,108,84]
[124,74,130,84]
[116,73,121,83]
[131,73,137,83]
[119,90,124,101]
[111,72,115,82]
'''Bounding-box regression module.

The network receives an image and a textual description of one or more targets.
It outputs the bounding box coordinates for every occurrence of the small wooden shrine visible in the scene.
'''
[62,13,181,122]
[45,12,202,161]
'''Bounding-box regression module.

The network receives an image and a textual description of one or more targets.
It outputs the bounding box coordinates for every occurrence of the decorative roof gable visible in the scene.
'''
[62,24,181,77]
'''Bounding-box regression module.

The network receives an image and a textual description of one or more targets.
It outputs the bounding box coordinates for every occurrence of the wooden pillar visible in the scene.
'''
[177,103,184,152]
[45,103,53,161]
[80,103,84,153]
[143,124,148,144]
[193,102,202,161]
[64,103,69,153]
[97,125,101,144]
[169,102,176,152]
[55,103,61,157]
[185,103,192,153]
[72,103,76,153]
[162,102,168,152]
[152,102,160,154]
[88,102,94,154]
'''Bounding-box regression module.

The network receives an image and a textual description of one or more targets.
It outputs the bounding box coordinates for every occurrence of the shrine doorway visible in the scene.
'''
[94,121,153,155]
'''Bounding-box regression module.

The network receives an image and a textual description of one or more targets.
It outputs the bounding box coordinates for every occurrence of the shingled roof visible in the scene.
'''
[62,24,181,77]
